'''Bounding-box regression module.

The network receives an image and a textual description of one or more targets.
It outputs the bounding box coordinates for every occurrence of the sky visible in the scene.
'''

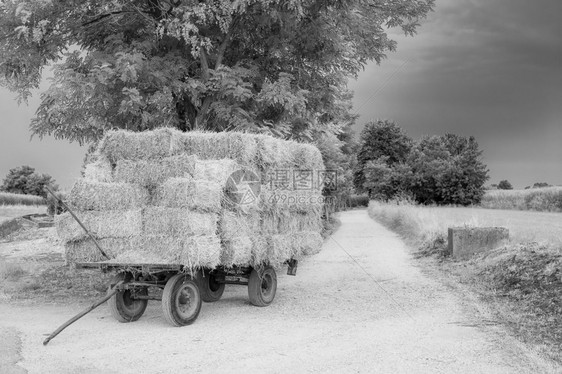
[349,0,562,188]
[1,0,561,190]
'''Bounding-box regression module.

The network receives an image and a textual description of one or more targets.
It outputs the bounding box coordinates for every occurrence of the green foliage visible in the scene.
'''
[0,0,434,145]
[355,122,489,205]
[498,180,513,190]
[345,195,369,208]
[1,165,57,198]
[532,182,551,189]
[408,134,489,205]
[315,123,359,211]
[354,120,412,196]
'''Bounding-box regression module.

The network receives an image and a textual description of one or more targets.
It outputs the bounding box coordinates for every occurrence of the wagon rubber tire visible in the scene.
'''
[248,266,277,307]
[198,269,225,303]
[162,274,202,327]
[107,273,148,323]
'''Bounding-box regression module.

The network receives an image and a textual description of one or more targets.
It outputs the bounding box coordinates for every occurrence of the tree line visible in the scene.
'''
[353,120,489,205]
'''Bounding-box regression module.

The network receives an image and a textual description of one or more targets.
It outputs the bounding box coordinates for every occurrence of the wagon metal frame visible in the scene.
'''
[42,184,299,344]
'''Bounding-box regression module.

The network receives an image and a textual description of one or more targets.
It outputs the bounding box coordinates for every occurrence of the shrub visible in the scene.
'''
[47,191,68,216]
[345,195,369,208]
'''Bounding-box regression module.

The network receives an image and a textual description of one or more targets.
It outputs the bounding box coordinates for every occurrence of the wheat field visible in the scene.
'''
[481,187,562,212]
[368,200,562,247]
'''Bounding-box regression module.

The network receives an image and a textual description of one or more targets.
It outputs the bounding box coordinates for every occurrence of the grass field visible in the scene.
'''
[368,200,562,364]
[481,187,562,212]
[0,192,46,206]
[370,202,562,247]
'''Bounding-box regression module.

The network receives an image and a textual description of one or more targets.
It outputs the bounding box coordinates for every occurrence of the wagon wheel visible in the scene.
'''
[197,269,225,303]
[248,266,277,307]
[107,273,148,323]
[162,274,202,327]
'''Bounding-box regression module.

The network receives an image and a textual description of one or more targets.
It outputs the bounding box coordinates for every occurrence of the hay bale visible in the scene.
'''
[65,238,138,263]
[219,210,260,239]
[221,236,253,266]
[114,154,197,188]
[84,156,113,182]
[142,207,218,236]
[56,210,142,242]
[109,250,168,264]
[66,234,222,269]
[98,128,184,163]
[250,235,268,265]
[261,211,322,234]
[260,187,323,214]
[180,131,258,167]
[153,177,222,212]
[266,234,294,266]
[68,180,149,211]
[254,134,294,170]
[290,142,325,171]
[218,210,260,266]
[292,231,323,256]
[193,159,241,185]
[139,235,222,269]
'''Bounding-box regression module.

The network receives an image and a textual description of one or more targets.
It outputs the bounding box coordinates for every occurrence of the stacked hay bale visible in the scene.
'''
[56,128,325,270]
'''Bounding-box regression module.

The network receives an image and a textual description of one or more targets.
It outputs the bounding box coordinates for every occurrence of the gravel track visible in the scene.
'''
[0,209,559,373]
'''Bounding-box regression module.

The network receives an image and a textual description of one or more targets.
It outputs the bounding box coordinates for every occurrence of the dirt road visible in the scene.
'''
[0,210,559,373]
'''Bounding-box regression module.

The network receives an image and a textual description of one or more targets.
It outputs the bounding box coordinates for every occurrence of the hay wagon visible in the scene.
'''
[75,260,294,327]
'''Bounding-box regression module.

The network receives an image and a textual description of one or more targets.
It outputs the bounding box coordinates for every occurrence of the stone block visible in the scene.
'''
[447,227,509,259]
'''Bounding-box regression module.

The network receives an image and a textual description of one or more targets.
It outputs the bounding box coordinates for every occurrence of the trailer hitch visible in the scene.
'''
[286,258,298,276]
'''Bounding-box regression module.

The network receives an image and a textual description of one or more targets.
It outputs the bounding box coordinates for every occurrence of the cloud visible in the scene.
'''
[349,0,562,186]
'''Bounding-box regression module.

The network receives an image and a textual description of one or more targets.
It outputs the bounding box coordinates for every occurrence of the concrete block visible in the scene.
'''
[447,227,509,259]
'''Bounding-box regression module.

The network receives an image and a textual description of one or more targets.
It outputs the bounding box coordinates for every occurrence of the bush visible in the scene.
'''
[345,195,369,208]
[47,191,68,216]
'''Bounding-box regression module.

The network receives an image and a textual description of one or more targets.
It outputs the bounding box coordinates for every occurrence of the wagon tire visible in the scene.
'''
[107,273,148,323]
[248,266,277,307]
[162,274,202,327]
[198,269,225,303]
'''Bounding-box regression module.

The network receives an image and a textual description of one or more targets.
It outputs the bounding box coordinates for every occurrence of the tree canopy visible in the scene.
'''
[497,180,513,190]
[355,121,489,205]
[0,0,434,145]
[353,120,412,197]
[0,165,58,197]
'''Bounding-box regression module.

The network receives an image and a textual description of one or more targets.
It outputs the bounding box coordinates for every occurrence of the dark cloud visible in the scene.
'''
[350,0,562,187]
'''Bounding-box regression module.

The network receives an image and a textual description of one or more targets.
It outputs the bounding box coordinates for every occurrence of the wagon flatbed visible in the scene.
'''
[76,262,183,272]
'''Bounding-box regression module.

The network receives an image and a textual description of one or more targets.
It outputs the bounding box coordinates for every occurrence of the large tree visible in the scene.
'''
[407,134,489,205]
[353,119,412,196]
[355,120,489,205]
[0,0,434,145]
[1,165,58,198]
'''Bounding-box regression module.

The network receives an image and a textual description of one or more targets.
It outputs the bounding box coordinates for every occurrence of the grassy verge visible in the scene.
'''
[368,200,562,364]
[0,257,111,304]
[0,227,111,304]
